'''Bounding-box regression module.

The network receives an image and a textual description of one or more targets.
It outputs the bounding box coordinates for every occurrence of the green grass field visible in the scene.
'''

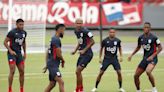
[0,52,164,92]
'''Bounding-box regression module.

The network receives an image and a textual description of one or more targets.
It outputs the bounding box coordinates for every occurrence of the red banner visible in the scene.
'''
[48,2,143,26]
[0,1,143,26]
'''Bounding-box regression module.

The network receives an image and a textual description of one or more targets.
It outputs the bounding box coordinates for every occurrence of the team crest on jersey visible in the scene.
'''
[141,39,143,41]
[23,34,25,38]
[148,39,152,43]
[143,44,151,51]
[80,33,83,37]
[114,41,117,45]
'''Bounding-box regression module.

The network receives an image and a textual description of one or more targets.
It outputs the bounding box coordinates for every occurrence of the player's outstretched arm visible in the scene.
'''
[56,48,65,68]
[71,43,80,55]
[119,47,123,62]
[128,46,141,62]
[22,40,26,60]
[4,37,16,56]
[99,46,103,64]
[43,50,48,73]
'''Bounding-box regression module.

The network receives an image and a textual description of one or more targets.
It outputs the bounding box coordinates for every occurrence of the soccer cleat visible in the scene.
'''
[91,87,97,92]
[136,90,141,92]
[119,88,125,92]
[152,87,158,92]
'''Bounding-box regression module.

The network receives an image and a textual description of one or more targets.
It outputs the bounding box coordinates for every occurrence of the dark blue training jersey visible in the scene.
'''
[74,27,93,55]
[138,33,161,59]
[7,28,27,53]
[102,37,121,58]
[47,35,61,67]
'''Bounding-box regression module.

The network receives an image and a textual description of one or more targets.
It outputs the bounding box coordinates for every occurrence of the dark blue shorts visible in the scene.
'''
[138,58,158,70]
[7,52,24,65]
[77,53,93,68]
[48,66,61,81]
[101,58,121,71]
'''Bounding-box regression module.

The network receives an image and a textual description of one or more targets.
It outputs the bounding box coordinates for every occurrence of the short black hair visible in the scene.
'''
[109,27,116,30]
[55,24,65,31]
[144,22,151,27]
[16,18,24,23]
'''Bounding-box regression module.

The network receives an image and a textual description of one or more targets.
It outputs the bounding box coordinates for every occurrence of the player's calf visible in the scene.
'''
[44,81,56,92]
[56,77,64,92]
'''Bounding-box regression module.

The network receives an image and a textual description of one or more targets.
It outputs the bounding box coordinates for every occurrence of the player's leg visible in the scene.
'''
[8,54,16,92]
[17,61,25,92]
[91,70,104,92]
[95,70,105,88]
[146,63,157,92]
[113,59,125,92]
[76,66,85,92]
[91,59,109,92]
[76,54,93,92]
[116,70,125,92]
[44,81,56,92]
[134,67,145,91]
[55,76,64,92]
[116,70,122,88]
[8,62,16,92]
[134,60,147,92]
[45,67,57,92]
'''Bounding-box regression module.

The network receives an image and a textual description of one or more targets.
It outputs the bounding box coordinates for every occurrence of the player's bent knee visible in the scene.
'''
[58,80,64,85]
[10,71,15,75]
[20,72,24,76]
[76,70,81,75]
[146,71,151,76]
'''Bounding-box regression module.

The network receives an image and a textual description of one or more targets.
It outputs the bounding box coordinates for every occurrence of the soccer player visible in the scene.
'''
[43,24,65,92]
[71,18,95,92]
[91,28,125,92]
[4,19,27,92]
[128,22,162,92]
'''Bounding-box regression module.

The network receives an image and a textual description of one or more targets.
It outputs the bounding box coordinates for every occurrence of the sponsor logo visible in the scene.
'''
[106,46,116,54]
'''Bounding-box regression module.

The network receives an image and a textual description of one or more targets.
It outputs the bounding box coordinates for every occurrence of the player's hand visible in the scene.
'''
[42,66,47,73]
[61,60,65,68]
[119,57,123,62]
[128,55,132,62]
[9,50,17,56]
[78,50,86,55]
[71,51,76,55]
[147,55,154,61]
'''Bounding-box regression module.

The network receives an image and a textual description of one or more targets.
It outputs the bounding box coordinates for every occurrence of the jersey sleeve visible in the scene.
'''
[84,28,93,38]
[7,31,14,39]
[117,40,121,47]
[23,32,27,43]
[137,36,141,47]
[101,39,105,48]
[154,36,161,45]
[51,38,61,48]
[25,31,27,38]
